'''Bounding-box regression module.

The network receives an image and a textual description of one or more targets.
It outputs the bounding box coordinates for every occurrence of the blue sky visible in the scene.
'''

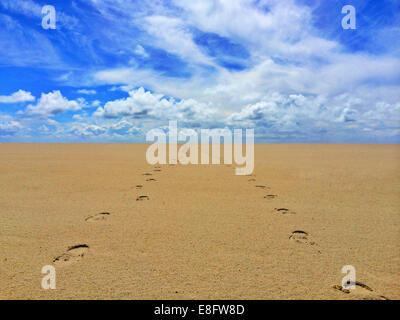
[0,0,399,142]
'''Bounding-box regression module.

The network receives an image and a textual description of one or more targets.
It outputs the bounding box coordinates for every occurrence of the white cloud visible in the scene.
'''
[91,100,101,107]
[68,119,142,138]
[228,92,400,138]
[0,11,63,67]
[143,15,214,66]
[0,0,79,29]
[91,1,400,107]
[134,44,149,58]
[69,123,107,137]
[0,0,42,17]
[94,87,216,121]
[0,114,23,136]
[77,89,97,95]
[24,91,83,116]
[0,90,35,103]
[72,114,83,120]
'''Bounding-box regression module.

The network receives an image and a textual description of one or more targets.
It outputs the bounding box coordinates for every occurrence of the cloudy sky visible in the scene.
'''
[0,0,399,142]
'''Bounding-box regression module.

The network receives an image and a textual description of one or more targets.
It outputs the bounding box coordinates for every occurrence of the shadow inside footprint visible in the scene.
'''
[85,212,110,222]
[289,230,315,245]
[142,173,152,176]
[274,207,295,214]
[333,282,389,300]
[265,194,278,200]
[136,185,143,189]
[255,185,268,189]
[248,178,256,182]
[53,244,89,267]
[136,195,149,201]
[146,178,157,182]
[154,169,162,172]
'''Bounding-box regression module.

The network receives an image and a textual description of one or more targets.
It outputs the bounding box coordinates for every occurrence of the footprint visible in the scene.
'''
[255,185,268,189]
[154,169,162,172]
[273,207,295,214]
[136,195,149,201]
[142,173,152,176]
[248,178,256,182]
[85,212,110,222]
[135,185,143,189]
[333,282,389,300]
[265,194,278,200]
[146,178,157,182]
[289,230,315,245]
[53,244,89,267]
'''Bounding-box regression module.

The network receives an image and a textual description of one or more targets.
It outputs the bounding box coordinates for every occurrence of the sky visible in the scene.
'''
[0,0,399,143]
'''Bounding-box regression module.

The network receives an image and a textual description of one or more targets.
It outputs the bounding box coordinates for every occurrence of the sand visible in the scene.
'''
[0,143,399,300]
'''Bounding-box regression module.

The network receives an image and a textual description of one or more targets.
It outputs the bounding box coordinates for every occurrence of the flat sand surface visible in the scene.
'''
[0,144,399,299]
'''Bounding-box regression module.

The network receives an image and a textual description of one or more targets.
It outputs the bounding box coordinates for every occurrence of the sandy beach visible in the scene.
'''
[0,143,399,300]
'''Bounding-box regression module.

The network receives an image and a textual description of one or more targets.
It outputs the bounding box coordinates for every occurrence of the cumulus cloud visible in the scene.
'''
[69,123,107,137]
[0,90,35,103]
[0,114,23,136]
[94,87,216,121]
[24,91,83,116]
[68,119,141,138]
[229,92,400,139]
